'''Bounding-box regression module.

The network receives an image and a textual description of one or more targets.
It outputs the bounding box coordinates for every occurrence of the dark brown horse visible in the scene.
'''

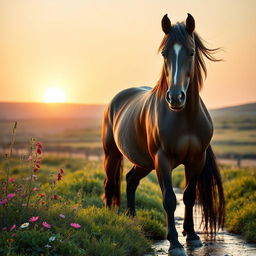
[102,14,225,256]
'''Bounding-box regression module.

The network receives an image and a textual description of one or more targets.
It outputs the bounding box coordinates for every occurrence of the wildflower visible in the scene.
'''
[57,173,62,181]
[2,227,7,231]
[37,148,42,154]
[36,164,40,168]
[36,142,43,148]
[45,244,52,248]
[49,236,56,242]
[29,216,39,222]
[51,194,58,200]
[7,193,16,199]
[33,187,38,191]
[9,178,15,183]
[7,239,14,243]
[27,155,33,161]
[59,214,65,219]
[10,224,16,232]
[38,193,45,198]
[0,199,8,205]
[20,222,29,228]
[40,200,46,205]
[70,223,81,229]
[59,168,64,174]
[33,167,39,173]
[42,222,51,229]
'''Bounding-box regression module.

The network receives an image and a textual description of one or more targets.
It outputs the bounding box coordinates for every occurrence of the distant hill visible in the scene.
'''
[210,102,256,119]
[0,102,255,120]
[0,102,106,120]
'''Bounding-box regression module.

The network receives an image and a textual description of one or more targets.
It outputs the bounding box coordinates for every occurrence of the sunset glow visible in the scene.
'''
[44,88,65,103]
[0,1,256,108]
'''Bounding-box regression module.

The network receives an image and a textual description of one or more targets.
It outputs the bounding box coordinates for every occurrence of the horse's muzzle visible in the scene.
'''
[166,90,186,110]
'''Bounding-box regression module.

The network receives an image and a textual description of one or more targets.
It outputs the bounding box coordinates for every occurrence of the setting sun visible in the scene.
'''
[44,87,66,103]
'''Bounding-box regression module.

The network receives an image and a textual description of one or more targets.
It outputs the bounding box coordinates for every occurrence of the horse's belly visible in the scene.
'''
[114,123,154,169]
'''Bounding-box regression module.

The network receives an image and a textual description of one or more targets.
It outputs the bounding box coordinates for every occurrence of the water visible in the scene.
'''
[146,189,256,256]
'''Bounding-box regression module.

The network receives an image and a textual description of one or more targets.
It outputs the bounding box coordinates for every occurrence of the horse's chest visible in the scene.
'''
[162,132,209,164]
[175,135,202,156]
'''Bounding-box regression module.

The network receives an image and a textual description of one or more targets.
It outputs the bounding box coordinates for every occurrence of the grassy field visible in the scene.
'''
[0,102,256,254]
[0,103,256,159]
[0,152,166,256]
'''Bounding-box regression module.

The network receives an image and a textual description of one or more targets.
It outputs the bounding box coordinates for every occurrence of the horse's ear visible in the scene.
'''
[161,14,171,34]
[186,13,195,35]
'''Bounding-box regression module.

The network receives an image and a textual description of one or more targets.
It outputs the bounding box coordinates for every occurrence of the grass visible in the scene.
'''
[0,151,165,256]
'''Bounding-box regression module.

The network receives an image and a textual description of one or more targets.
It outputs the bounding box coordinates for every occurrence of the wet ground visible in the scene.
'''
[146,188,256,256]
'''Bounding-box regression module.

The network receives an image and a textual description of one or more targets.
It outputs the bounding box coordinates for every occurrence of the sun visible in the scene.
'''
[44,87,66,103]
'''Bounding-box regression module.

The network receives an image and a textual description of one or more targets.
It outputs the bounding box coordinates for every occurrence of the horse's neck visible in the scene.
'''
[184,82,200,117]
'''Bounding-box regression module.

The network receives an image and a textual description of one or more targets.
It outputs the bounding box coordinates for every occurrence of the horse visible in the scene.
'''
[102,13,225,256]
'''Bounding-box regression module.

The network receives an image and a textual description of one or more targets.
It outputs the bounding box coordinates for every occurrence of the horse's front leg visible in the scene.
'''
[183,161,205,247]
[155,150,186,256]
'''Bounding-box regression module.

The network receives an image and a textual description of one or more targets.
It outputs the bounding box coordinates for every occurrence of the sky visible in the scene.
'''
[0,0,256,109]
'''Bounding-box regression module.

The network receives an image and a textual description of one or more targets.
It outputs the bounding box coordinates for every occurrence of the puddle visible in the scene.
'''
[146,188,256,256]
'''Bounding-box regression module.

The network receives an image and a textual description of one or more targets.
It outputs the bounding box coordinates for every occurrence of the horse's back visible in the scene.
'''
[106,86,151,121]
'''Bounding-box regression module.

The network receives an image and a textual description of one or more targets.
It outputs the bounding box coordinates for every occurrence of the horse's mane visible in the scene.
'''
[153,22,221,98]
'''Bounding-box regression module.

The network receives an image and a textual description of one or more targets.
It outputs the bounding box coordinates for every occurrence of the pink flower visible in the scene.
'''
[57,173,62,181]
[29,216,39,222]
[33,187,38,191]
[37,148,42,154]
[27,155,33,161]
[10,224,16,232]
[0,199,8,205]
[42,222,51,229]
[51,194,58,200]
[9,178,15,183]
[36,142,42,148]
[2,227,7,231]
[70,223,81,229]
[59,214,65,219]
[33,167,39,173]
[7,193,16,199]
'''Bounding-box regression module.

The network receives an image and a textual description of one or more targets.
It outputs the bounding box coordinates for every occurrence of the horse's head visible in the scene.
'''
[161,14,196,111]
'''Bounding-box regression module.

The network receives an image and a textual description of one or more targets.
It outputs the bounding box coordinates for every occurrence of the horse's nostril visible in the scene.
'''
[178,92,185,101]
[166,91,171,102]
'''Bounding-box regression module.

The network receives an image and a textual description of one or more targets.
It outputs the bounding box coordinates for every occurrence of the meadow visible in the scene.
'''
[0,102,256,255]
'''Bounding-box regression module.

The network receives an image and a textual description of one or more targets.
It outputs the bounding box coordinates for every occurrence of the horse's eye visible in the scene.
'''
[189,50,195,57]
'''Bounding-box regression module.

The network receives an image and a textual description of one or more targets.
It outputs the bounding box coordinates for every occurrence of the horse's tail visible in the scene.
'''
[196,145,225,235]
[103,157,123,208]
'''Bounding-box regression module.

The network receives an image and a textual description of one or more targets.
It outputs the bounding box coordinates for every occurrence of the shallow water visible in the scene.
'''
[146,188,256,256]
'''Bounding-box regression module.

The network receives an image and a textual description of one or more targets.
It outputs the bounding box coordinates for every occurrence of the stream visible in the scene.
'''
[146,188,256,256]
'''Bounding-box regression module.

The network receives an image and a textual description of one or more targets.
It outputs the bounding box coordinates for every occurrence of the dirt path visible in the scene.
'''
[146,188,256,256]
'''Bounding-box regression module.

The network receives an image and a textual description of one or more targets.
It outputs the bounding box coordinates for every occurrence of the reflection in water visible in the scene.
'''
[146,189,256,256]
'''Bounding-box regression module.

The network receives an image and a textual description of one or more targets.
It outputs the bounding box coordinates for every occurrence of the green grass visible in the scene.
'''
[222,167,256,242]
[0,156,165,256]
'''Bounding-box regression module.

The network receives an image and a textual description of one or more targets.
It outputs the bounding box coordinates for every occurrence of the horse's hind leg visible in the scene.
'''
[103,121,123,208]
[126,166,151,216]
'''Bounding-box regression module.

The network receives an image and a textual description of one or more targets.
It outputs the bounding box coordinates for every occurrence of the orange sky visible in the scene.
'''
[0,0,256,109]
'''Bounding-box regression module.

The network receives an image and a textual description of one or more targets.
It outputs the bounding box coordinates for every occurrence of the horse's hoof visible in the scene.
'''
[186,238,203,247]
[168,247,186,256]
